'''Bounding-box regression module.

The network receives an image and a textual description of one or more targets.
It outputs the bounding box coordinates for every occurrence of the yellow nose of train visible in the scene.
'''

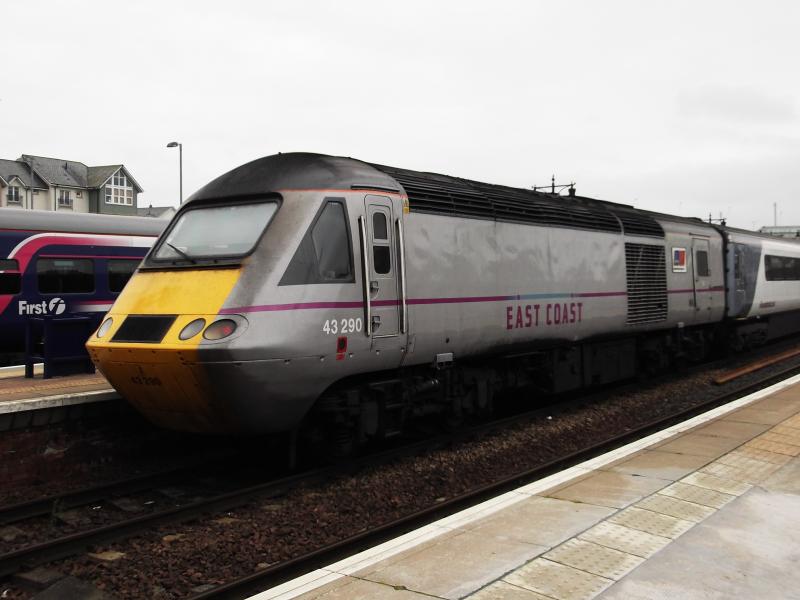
[87,267,241,432]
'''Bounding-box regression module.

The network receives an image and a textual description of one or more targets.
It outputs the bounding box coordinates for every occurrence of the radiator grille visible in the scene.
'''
[112,315,176,343]
[625,243,667,325]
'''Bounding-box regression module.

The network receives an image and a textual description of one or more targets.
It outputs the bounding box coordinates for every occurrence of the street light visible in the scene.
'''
[166,141,183,204]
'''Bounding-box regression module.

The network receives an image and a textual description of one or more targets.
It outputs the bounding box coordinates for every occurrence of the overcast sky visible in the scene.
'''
[2,1,798,229]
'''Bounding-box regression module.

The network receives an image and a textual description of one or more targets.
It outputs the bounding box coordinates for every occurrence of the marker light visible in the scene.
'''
[179,318,206,340]
[96,318,113,338]
[203,319,237,340]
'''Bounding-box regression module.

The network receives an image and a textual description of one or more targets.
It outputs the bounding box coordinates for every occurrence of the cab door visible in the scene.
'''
[363,195,400,338]
[692,238,712,321]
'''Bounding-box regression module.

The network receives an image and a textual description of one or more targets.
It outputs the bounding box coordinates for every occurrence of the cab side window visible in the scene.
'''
[280,199,355,285]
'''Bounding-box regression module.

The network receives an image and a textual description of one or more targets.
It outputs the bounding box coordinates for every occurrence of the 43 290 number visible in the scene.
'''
[323,318,362,335]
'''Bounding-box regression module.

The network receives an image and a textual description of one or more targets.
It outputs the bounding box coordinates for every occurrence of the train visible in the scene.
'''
[86,153,800,447]
[0,210,165,358]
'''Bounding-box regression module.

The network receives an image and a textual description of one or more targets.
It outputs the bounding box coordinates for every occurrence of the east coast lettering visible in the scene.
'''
[506,302,583,329]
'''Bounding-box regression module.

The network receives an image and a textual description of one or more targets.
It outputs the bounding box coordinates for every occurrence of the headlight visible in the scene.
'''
[179,318,206,340]
[203,319,237,340]
[96,318,113,338]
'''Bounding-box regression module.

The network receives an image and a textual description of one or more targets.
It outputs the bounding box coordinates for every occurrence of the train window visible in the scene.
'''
[765,255,800,281]
[372,213,388,240]
[311,202,352,280]
[37,258,94,294]
[152,201,278,261]
[0,259,21,294]
[108,259,140,293]
[695,250,709,277]
[373,246,391,274]
[279,199,355,286]
[0,274,20,295]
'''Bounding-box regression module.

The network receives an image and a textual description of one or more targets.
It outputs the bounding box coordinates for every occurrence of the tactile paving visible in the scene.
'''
[634,493,715,522]
[721,447,792,466]
[780,414,800,430]
[467,580,554,600]
[657,482,735,509]
[760,431,800,447]
[544,538,643,580]
[700,460,776,484]
[770,424,800,441]
[680,472,752,496]
[608,506,694,539]
[745,437,800,456]
[504,558,613,600]
[578,521,670,558]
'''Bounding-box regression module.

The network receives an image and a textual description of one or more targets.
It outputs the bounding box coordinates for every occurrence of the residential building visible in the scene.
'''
[0,154,144,215]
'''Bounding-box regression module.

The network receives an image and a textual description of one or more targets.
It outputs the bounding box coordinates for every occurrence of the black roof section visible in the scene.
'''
[187,153,401,202]
[187,153,664,238]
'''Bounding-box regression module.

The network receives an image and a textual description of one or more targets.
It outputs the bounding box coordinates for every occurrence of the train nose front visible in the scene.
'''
[86,267,243,432]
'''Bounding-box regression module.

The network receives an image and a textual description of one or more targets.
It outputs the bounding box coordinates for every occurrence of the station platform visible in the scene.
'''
[0,366,118,430]
[254,374,800,600]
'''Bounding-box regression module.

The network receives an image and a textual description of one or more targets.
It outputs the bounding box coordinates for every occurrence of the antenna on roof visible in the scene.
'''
[532,178,577,197]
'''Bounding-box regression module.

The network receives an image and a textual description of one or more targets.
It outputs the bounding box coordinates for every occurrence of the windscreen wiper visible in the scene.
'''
[166,242,196,264]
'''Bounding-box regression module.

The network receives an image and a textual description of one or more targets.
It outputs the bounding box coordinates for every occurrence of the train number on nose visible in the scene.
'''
[131,375,162,387]
[323,318,362,335]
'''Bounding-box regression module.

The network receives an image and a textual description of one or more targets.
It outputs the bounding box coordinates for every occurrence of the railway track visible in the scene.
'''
[2,344,800,597]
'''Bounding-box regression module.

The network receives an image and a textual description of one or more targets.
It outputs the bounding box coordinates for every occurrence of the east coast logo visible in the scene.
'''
[18,297,67,315]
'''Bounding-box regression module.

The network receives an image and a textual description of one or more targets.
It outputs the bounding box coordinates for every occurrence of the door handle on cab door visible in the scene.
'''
[371,315,381,330]
[370,280,379,293]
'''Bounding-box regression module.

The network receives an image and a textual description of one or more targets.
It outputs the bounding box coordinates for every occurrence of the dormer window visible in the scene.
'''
[58,190,73,207]
[7,186,21,203]
[105,170,134,205]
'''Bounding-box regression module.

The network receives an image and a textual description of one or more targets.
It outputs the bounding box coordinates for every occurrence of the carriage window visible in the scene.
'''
[695,250,709,277]
[0,259,21,294]
[108,259,140,293]
[765,255,800,281]
[372,212,388,240]
[0,274,20,295]
[311,202,352,280]
[37,259,94,294]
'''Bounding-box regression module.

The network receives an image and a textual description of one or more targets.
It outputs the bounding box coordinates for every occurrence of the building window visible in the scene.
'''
[58,190,73,207]
[7,186,21,203]
[105,170,134,205]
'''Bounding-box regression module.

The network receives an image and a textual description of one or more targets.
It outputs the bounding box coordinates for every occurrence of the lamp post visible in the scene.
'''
[166,141,183,204]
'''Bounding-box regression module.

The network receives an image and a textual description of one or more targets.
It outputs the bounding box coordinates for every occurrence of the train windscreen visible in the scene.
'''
[152,201,278,262]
